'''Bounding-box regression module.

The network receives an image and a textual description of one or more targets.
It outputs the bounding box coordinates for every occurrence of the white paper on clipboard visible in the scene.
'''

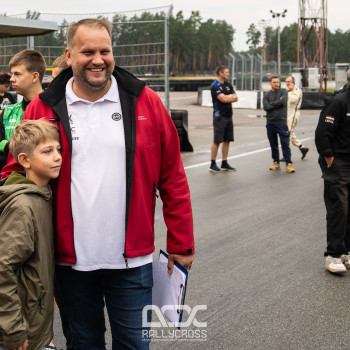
[152,250,188,328]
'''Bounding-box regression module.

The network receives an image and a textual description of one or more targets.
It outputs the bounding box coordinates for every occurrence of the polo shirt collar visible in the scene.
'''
[66,75,119,105]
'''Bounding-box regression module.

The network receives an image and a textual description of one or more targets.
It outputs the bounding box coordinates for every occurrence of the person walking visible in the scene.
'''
[285,75,309,159]
[209,65,238,173]
[2,18,194,349]
[263,76,295,173]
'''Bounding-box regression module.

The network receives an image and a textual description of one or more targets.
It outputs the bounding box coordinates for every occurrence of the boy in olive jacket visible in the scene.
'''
[0,120,62,350]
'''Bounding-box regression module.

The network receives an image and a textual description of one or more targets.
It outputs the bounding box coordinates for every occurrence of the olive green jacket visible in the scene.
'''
[0,171,54,350]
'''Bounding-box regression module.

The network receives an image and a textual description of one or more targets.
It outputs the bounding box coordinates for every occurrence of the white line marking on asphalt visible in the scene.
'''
[184,137,314,170]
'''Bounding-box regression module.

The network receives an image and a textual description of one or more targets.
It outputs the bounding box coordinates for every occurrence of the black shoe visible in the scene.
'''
[221,163,237,172]
[209,163,221,173]
[300,147,309,159]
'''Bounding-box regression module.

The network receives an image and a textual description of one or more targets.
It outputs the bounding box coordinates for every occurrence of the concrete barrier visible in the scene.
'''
[198,88,260,109]
[199,88,334,110]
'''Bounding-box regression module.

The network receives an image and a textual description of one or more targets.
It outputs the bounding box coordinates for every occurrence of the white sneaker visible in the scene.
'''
[325,256,346,273]
[341,253,350,268]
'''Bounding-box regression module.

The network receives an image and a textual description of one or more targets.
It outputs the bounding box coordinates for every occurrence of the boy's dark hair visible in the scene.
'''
[10,119,60,163]
[0,73,11,85]
[9,49,46,83]
[216,65,228,76]
[270,76,280,81]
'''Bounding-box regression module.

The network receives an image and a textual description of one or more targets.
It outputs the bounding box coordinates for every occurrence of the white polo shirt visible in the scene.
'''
[66,76,152,271]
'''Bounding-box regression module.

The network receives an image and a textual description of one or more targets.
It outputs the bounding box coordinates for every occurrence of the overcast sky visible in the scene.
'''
[4,0,348,51]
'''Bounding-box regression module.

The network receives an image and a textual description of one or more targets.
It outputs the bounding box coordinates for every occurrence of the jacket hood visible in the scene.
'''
[40,66,146,107]
[0,171,51,212]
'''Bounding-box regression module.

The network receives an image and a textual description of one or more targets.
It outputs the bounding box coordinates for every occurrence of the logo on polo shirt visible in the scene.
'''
[138,116,147,121]
[112,113,122,121]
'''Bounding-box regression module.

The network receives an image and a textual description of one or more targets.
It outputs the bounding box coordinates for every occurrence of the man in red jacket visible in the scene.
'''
[2,18,194,350]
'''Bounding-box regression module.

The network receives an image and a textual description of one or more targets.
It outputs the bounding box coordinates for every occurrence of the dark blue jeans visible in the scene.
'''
[266,123,292,164]
[55,263,153,350]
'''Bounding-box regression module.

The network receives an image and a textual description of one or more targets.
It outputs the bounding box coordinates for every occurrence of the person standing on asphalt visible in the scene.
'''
[209,65,238,173]
[263,76,295,173]
[315,70,350,274]
[2,18,194,349]
[285,76,309,159]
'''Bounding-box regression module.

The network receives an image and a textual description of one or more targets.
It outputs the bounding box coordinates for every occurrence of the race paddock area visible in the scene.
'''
[53,92,350,350]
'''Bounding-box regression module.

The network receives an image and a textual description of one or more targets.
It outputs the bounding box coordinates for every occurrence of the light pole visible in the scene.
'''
[270,9,287,76]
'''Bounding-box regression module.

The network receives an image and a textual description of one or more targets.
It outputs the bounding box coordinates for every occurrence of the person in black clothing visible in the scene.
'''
[263,76,295,173]
[315,69,350,274]
[0,74,16,111]
[209,65,238,173]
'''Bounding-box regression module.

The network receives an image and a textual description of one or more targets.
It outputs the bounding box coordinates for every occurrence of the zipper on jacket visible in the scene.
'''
[49,117,63,151]
[153,184,159,198]
[152,184,159,228]
[123,253,129,269]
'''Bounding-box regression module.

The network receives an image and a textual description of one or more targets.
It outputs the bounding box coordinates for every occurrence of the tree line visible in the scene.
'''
[244,22,350,65]
[1,10,234,75]
[1,11,348,75]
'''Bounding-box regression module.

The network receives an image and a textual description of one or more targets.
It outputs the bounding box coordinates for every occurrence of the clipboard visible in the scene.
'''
[152,249,189,328]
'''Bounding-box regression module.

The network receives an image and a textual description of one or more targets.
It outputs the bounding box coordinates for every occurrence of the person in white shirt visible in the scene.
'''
[285,76,309,159]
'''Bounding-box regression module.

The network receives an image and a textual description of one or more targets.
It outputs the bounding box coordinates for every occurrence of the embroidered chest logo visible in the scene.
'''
[138,116,147,121]
[69,114,79,140]
[112,113,122,121]
[325,116,334,124]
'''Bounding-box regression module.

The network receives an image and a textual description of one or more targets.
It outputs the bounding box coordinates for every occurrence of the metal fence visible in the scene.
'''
[227,53,263,90]
[0,6,173,110]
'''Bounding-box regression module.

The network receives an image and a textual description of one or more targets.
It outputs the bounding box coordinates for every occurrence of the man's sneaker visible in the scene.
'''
[341,254,350,268]
[269,162,280,171]
[286,163,295,173]
[209,163,221,173]
[300,147,309,160]
[325,256,347,273]
[221,163,237,172]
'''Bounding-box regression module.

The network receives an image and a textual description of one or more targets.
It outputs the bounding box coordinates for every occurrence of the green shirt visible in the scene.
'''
[0,101,24,152]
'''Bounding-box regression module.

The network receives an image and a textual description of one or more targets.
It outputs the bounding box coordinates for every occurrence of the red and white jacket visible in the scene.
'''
[2,67,194,264]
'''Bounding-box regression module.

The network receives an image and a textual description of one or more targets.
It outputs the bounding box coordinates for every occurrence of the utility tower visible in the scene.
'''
[297,0,328,91]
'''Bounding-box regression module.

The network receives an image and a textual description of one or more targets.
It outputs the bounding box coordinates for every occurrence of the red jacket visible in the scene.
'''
[2,67,194,264]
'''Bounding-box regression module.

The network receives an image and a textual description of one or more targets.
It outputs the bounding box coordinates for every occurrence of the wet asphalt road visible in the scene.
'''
[53,92,350,350]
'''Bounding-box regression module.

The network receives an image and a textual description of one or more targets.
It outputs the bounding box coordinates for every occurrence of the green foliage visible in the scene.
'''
[280,23,298,62]
[170,11,234,74]
[246,24,261,54]
[244,21,350,66]
[328,29,350,63]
